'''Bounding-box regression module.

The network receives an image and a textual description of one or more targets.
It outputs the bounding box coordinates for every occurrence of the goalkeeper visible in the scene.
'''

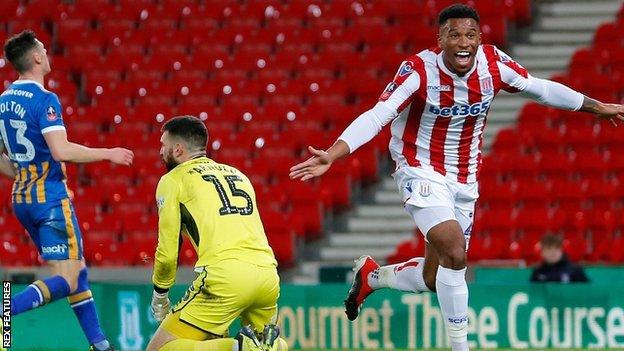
[146,116,288,351]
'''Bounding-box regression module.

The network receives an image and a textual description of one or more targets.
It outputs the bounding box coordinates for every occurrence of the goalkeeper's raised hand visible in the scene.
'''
[150,290,171,323]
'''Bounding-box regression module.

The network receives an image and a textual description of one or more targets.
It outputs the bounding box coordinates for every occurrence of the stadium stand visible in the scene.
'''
[4,0,619,269]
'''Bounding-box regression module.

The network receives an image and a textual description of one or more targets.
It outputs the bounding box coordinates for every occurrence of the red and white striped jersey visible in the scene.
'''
[380,44,529,184]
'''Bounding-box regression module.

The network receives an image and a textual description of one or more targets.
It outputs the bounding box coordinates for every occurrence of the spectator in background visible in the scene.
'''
[531,234,589,283]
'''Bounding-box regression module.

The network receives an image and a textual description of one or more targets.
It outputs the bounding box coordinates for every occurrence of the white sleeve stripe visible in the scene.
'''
[386,73,421,112]
[524,76,584,111]
[498,62,529,91]
[41,125,66,134]
[338,102,394,153]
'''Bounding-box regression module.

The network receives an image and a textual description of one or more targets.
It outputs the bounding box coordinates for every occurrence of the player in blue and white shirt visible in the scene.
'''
[0,31,133,351]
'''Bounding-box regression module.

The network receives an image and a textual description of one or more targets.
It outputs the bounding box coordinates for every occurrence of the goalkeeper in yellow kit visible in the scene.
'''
[146,116,288,351]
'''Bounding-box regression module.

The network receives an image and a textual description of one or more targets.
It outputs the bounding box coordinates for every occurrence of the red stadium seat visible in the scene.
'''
[386,232,426,264]
[594,23,620,50]
[492,128,524,153]
[182,16,220,34]
[479,208,515,233]
[515,208,551,238]
[0,240,40,267]
[265,227,296,267]
[585,179,618,210]
[573,151,608,177]
[562,124,599,151]
[0,214,23,234]
[502,153,538,179]
[151,42,189,61]
[532,128,564,152]
[469,231,507,261]
[517,103,555,130]
[569,48,600,75]
[536,151,572,177]
[514,180,549,208]
[549,179,586,212]
[283,180,324,237]
[0,0,19,18]
[99,19,138,39]
[177,239,197,266]
[481,17,507,48]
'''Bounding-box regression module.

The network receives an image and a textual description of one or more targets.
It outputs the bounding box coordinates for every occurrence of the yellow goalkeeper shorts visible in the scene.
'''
[162,259,280,339]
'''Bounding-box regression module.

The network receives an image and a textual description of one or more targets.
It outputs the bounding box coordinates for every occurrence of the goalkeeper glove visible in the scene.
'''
[150,290,171,323]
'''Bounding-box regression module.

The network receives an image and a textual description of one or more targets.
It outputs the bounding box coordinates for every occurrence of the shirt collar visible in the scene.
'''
[13,79,46,90]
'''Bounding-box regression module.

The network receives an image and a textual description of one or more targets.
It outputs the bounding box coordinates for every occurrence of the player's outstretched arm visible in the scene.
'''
[290,102,398,181]
[504,63,624,127]
[289,141,350,181]
[578,96,624,127]
[43,129,134,165]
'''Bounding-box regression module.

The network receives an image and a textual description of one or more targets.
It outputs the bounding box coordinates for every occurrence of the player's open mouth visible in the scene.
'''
[455,51,471,65]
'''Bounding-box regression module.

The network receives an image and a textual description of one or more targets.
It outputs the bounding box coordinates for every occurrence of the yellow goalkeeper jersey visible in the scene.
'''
[152,156,277,290]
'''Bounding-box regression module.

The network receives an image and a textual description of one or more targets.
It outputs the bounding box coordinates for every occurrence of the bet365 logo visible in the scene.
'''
[429,101,491,117]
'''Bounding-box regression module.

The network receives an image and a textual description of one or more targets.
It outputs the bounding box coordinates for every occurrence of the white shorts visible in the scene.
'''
[393,166,479,245]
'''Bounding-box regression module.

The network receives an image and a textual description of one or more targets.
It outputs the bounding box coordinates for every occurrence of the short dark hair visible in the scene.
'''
[4,30,39,73]
[438,4,480,26]
[162,115,208,150]
[541,234,563,248]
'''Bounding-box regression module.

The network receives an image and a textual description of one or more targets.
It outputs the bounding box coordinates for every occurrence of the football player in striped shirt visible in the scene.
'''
[1,31,133,351]
[290,4,624,351]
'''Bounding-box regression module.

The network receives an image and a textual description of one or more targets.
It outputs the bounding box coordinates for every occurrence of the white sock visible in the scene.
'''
[436,266,469,351]
[94,340,110,351]
[367,257,430,292]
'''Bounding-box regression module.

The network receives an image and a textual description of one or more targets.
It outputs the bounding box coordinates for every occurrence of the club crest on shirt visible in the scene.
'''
[398,62,413,77]
[479,77,493,94]
[46,106,58,121]
[419,181,431,197]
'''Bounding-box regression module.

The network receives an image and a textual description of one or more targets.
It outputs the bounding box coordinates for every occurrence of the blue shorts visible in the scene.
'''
[13,198,84,261]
